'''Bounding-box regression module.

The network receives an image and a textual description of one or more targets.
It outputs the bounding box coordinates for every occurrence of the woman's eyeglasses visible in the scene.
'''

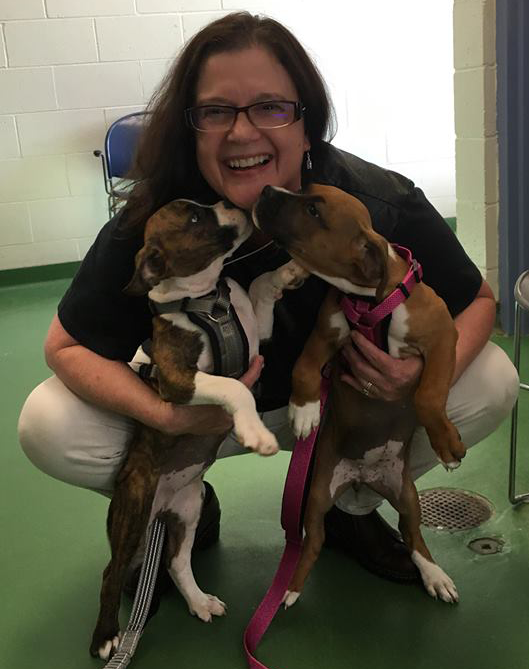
[185,100,305,132]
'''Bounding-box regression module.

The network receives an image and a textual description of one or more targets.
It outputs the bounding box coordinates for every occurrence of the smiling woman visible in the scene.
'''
[193,47,310,210]
[18,11,517,615]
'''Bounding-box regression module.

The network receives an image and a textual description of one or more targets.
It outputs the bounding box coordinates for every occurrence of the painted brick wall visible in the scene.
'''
[0,0,456,270]
[453,0,498,296]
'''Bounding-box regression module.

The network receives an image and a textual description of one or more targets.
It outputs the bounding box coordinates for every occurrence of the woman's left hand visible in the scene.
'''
[340,330,423,401]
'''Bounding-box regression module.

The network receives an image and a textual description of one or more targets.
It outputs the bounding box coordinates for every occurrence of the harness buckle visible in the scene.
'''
[396,282,410,299]
[206,304,230,323]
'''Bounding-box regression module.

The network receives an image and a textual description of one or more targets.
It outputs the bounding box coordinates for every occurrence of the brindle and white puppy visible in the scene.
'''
[90,198,304,660]
[253,184,466,606]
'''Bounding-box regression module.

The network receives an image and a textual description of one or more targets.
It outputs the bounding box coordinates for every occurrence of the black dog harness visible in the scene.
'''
[140,277,250,380]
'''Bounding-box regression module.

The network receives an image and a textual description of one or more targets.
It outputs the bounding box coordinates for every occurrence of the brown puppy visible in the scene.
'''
[253,183,465,605]
[90,198,305,660]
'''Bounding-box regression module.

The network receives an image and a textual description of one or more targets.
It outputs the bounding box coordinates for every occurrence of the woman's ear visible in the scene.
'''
[303,134,310,152]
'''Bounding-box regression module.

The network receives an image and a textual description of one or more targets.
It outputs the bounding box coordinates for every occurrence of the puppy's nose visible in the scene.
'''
[260,185,274,199]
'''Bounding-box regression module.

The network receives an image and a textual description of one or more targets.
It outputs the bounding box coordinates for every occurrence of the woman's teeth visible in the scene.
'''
[227,154,271,170]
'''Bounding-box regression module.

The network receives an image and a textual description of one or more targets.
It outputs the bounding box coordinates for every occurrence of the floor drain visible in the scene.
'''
[418,487,494,531]
[468,537,504,555]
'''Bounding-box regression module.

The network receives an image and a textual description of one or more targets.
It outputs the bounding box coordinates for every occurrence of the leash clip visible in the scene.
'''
[411,257,421,283]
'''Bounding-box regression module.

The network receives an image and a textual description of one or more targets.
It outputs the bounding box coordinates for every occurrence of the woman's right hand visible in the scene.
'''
[158,403,234,436]
[156,354,265,436]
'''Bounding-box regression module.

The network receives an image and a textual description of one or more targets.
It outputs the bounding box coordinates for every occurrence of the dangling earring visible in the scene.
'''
[305,151,312,171]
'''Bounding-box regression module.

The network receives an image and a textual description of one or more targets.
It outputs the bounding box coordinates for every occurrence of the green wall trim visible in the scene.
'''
[0,261,81,288]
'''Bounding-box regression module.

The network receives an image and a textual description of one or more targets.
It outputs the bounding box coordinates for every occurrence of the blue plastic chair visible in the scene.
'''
[93,111,149,218]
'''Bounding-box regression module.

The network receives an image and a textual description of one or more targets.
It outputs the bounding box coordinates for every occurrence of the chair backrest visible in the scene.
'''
[105,111,149,179]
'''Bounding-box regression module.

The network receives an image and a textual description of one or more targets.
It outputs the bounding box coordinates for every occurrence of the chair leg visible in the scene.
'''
[509,302,529,504]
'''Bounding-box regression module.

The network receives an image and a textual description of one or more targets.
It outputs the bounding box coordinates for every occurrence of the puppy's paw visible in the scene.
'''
[282,590,301,609]
[412,552,459,604]
[233,412,279,456]
[90,633,121,660]
[189,594,227,622]
[288,400,320,439]
[275,260,309,291]
[431,426,466,471]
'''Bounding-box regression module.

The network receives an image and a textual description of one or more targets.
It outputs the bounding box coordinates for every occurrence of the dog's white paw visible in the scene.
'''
[275,261,308,290]
[289,401,320,439]
[189,594,227,622]
[98,634,121,661]
[234,412,279,456]
[282,590,301,609]
[412,551,459,603]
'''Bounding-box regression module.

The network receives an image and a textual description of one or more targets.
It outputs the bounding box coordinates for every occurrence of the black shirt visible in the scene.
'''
[58,143,482,411]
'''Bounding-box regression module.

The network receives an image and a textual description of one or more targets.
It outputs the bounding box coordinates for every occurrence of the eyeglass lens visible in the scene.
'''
[192,101,297,130]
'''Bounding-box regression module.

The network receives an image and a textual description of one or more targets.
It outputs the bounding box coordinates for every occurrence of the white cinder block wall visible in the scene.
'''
[453,0,498,296]
[0,0,456,271]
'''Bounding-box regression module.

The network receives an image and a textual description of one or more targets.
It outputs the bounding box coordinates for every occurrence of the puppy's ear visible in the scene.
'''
[123,245,167,296]
[360,238,388,303]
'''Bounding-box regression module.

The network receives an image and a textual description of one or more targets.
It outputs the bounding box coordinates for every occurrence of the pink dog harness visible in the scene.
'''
[243,245,422,669]
[340,244,423,348]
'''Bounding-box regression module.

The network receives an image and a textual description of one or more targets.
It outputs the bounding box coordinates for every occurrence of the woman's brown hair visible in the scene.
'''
[119,11,335,234]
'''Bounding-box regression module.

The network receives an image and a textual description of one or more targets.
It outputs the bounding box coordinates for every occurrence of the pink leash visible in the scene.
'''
[243,375,330,669]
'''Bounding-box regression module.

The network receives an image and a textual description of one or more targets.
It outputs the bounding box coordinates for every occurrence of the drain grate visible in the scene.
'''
[418,487,494,531]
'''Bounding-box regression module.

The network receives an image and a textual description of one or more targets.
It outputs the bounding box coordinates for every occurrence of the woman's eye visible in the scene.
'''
[307,203,319,217]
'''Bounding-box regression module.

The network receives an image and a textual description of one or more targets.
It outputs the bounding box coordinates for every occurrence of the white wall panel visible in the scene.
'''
[0,1,457,269]
[140,59,171,102]
[5,19,97,67]
[0,68,56,114]
[46,0,134,18]
[0,240,79,270]
[0,28,6,68]
[96,16,182,62]
[0,116,19,159]
[0,203,32,244]
[0,0,45,20]
[66,153,106,196]
[17,110,106,157]
[137,0,220,11]
[181,12,228,41]
[0,156,69,203]
[29,195,107,241]
[55,62,142,109]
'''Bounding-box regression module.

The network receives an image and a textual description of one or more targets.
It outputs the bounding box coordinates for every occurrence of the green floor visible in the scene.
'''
[1,276,528,669]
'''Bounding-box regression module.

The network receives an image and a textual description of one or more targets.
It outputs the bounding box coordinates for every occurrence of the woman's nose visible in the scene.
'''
[227,109,261,140]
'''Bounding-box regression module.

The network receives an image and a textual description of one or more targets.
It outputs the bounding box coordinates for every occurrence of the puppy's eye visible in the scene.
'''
[307,203,319,218]
[190,212,199,223]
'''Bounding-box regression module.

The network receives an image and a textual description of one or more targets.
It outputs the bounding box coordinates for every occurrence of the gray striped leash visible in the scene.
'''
[103,518,166,669]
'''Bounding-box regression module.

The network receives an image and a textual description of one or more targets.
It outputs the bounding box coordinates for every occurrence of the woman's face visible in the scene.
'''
[194,46,310,211]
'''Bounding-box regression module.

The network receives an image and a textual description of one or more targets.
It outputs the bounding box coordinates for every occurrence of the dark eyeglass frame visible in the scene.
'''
[185,100,305,132]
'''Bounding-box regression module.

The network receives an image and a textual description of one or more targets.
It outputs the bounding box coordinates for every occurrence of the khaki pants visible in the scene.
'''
[18,341,519,514]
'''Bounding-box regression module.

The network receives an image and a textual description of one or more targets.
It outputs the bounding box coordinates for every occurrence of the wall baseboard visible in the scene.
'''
[0,261,81,288]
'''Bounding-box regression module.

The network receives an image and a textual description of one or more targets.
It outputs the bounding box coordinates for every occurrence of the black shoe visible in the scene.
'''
[193,480,221,551]
[123,481,221,599]
[324,506,420,583]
